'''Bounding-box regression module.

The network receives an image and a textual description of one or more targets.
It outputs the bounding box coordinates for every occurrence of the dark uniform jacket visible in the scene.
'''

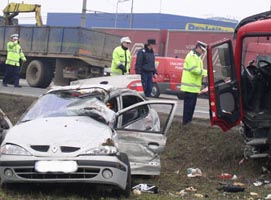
[135,45,157,75]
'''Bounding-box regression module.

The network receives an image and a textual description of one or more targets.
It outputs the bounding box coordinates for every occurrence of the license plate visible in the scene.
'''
[35,161,78,173]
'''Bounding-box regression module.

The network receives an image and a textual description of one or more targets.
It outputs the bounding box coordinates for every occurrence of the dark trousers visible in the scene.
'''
[141,72,153,97]
[183,92,198,125]
[3,64,20,87]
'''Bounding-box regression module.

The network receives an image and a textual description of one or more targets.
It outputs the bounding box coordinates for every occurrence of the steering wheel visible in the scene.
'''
[258,60,271,77]
[244,62,259,81]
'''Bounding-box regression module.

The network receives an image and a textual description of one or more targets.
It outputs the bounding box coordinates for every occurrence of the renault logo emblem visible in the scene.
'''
[51,146,58,153]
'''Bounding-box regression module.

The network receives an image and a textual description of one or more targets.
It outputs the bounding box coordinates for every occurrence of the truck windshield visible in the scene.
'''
[241,35,271,113]
[242,36,271,67]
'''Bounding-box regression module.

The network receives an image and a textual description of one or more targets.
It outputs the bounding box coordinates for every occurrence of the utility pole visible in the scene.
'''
[81,0,87,27]
[115,0,129,29]
[129,0,134,28]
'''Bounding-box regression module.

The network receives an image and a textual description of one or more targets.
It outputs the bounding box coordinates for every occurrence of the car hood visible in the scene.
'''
[3,116,114,156]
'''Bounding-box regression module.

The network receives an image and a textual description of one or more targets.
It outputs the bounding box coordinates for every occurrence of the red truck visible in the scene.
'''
[130,56,184,98]
[206,11,271,159]
[94,28,233,58]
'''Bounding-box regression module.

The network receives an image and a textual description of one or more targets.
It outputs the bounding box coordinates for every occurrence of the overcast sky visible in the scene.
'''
[1,0,270,24]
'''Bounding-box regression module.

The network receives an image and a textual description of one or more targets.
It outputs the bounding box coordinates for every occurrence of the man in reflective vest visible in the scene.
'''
[181,41,207,125]
[111,36,132,75]
[2,34,26,88]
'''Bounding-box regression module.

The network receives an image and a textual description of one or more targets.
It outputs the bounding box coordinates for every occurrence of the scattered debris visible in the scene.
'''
[187,168,202,177]
[217,184,245,193]
[194,193,204,198]
[185,186,197,192]
[132,183,159,194]
[217,173,233,179]
[249,192,259,196]
[233,182,246,187]
[132,189,141,196]
[231,174,238,180]
[253,180,270,187]
[178,190,187,197]
[265,194,271,200]
[253,180,263,187]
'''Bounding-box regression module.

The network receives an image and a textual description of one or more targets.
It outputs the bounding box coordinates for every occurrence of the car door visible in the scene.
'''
[207,39,242,131]
[115,100,177,175]
[0,109,12,143]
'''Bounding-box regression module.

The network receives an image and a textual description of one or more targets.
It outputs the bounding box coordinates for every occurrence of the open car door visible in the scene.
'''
[206,39,242,131]
[115,100,177,175]
[0,109,12,143]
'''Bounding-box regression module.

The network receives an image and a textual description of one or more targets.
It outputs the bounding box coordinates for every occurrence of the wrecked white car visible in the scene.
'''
[0,84,177,197]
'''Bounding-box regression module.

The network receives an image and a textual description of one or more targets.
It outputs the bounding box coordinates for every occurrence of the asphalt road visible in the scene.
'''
[0,79,210,119]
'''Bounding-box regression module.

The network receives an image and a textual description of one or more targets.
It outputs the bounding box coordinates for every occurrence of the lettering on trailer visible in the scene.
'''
[185,23,234,32]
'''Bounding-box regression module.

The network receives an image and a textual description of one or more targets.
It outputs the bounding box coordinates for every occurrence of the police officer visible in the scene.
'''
[2,34,26,88]
[111,36,132,75]
[181,41,207,125]
[135,39,157,97]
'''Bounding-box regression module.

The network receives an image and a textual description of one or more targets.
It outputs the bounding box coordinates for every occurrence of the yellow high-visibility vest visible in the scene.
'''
[111,46,131,75]
[5,41,26,67]
[181,50,207,93]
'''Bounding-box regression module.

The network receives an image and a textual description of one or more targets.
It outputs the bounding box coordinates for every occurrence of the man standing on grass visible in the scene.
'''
[181,41,207,125]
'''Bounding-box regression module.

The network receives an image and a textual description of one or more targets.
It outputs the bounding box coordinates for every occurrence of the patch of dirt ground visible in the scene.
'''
[0,93,271,200]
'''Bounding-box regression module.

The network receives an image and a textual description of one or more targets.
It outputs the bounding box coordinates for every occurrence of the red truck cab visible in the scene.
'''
[130,56,184,98]
[207,11,271,159]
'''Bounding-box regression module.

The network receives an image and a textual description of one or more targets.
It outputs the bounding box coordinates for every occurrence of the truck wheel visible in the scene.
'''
[151,83,160,98]
[26,60,52,88]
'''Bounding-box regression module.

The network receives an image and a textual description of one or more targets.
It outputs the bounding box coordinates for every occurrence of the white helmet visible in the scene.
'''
[120,36,131,44]
[10,33,19,40]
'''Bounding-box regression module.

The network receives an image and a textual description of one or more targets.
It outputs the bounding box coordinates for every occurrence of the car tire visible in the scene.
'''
[151,83,160,98]
[117,153,131,198]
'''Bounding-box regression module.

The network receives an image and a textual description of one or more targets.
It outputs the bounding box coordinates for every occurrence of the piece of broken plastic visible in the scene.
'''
[217,173,233,179]
[132,183,159,194]
[187,168,202,177]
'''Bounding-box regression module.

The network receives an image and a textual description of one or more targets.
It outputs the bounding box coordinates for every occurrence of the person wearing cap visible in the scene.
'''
[111,36,132,75]
[135,39,157,97]
[180,41,207,126]
[2,34,26,88]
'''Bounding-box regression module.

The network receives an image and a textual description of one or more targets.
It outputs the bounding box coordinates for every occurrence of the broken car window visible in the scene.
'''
[19,89,115,126]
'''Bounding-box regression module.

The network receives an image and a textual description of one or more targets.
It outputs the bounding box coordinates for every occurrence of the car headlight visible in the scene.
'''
[85,146,118,155]
[1,144,32,156]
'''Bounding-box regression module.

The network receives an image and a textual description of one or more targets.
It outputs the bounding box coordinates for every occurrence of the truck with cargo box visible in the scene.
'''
[0,25,121,88]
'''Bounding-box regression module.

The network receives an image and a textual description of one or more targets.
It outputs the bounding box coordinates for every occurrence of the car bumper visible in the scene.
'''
[0,155,128,190]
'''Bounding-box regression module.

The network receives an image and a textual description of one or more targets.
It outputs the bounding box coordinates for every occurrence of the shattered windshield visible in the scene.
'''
[19,88,115,125]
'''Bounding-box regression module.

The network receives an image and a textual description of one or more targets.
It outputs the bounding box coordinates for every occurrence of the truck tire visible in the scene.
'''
[26,60,52,88]
[151,83,160,98]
